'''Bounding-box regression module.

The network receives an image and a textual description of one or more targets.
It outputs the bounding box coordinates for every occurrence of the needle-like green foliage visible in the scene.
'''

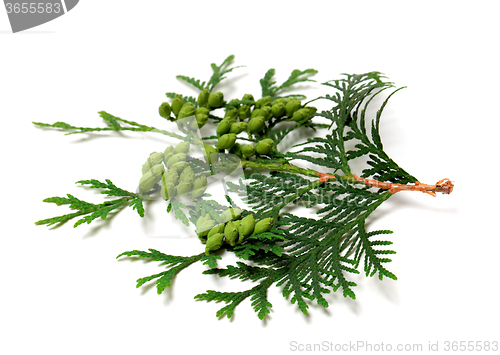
[34,55,450,320]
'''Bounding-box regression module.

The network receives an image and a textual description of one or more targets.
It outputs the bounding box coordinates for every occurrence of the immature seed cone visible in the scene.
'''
[285,99,302,117]
[166,153,188,168]
[163,146,175,166]
[160,181,177,201]
[220,208,242,223]
[241,144,255,158]
[273,98,287,106]
[252,218,274,235]
[238,214,255,242]
[176,180,193,196]
[238,104,251,120]
[216,119,232,136]
[169,161,189,173]
[216,133,237,150]
[224,221,239,246]
[193,113,208,129]
[179,166,194,181]
[208,92,224,108]
[271,102,285,118]
[250,108,262,119]
[227,99,241,108]
[290,108,310,122]
[195,107,210,116]
[224,107,239,121]
[174,142,190,154]
[197,89,210,107]
[142,152,164,175]
[178,102,195,120]
[229,122,248,135]
[159,102,172,119]
[205,233,224,254]
[260,106,273,121]
[139,165,164,194]
[255,96,272,109]
[242,93,255,102]
[171,96,184,117]
[247,116,265,134]
[149,164,165,177]
[207,223,226,239]
[162,170,179,185]
[191,175,208,199]
[306,106,317,115]
[255,138,274,155]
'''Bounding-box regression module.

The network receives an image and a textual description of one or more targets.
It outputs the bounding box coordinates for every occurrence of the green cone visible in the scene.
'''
[171,96,184,117]
[224,107,239,121]
[192,113,208,129]
[142,152,164,175]
[241,144,255,158]
[174,142,190,154]
[195,107,210,116]
[250,108,262,119]
[255,139,274,155]
[160,182,177,201]
[159,102,172,119]
[289,108,310,122]
[205,233,224,254]
[255,96,271,109]
[285,99,302,117]
[162,169,179,185]
[169,161,189,174]
[178,102,195,120]
[207,223,225,239]
[247,116,265,134]
[177,180,193,196]
[242,93,255,102]
[197,89,210,107]
[208,92,224,108]
[260,106,272,121]
[238,214,255,242]
[191,175,208,199]
[139,166,164,194]
[166,153,188,168]
[238,104,251,120]
[224,221,239,246]
[229,122,248,134]
[252,218,274,235]
[216,119,232,136]
[271,102,285,118]
[179,166,194,181]
[216,133,237,150]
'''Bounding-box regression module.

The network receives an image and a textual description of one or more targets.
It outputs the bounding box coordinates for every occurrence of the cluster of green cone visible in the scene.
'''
[159,89,224,130]
[195,208,274,255]
[158,90,316,160]
[138,142,208,200]
[215,94,317,158]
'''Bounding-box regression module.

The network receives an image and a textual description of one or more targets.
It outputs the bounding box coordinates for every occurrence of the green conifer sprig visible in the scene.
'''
[34,55,453,320]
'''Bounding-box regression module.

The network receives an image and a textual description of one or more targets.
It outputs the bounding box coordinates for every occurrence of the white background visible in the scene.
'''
[1,1,499,354]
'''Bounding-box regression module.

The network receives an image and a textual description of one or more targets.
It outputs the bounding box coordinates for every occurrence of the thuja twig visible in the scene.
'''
[317,172,454,196]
